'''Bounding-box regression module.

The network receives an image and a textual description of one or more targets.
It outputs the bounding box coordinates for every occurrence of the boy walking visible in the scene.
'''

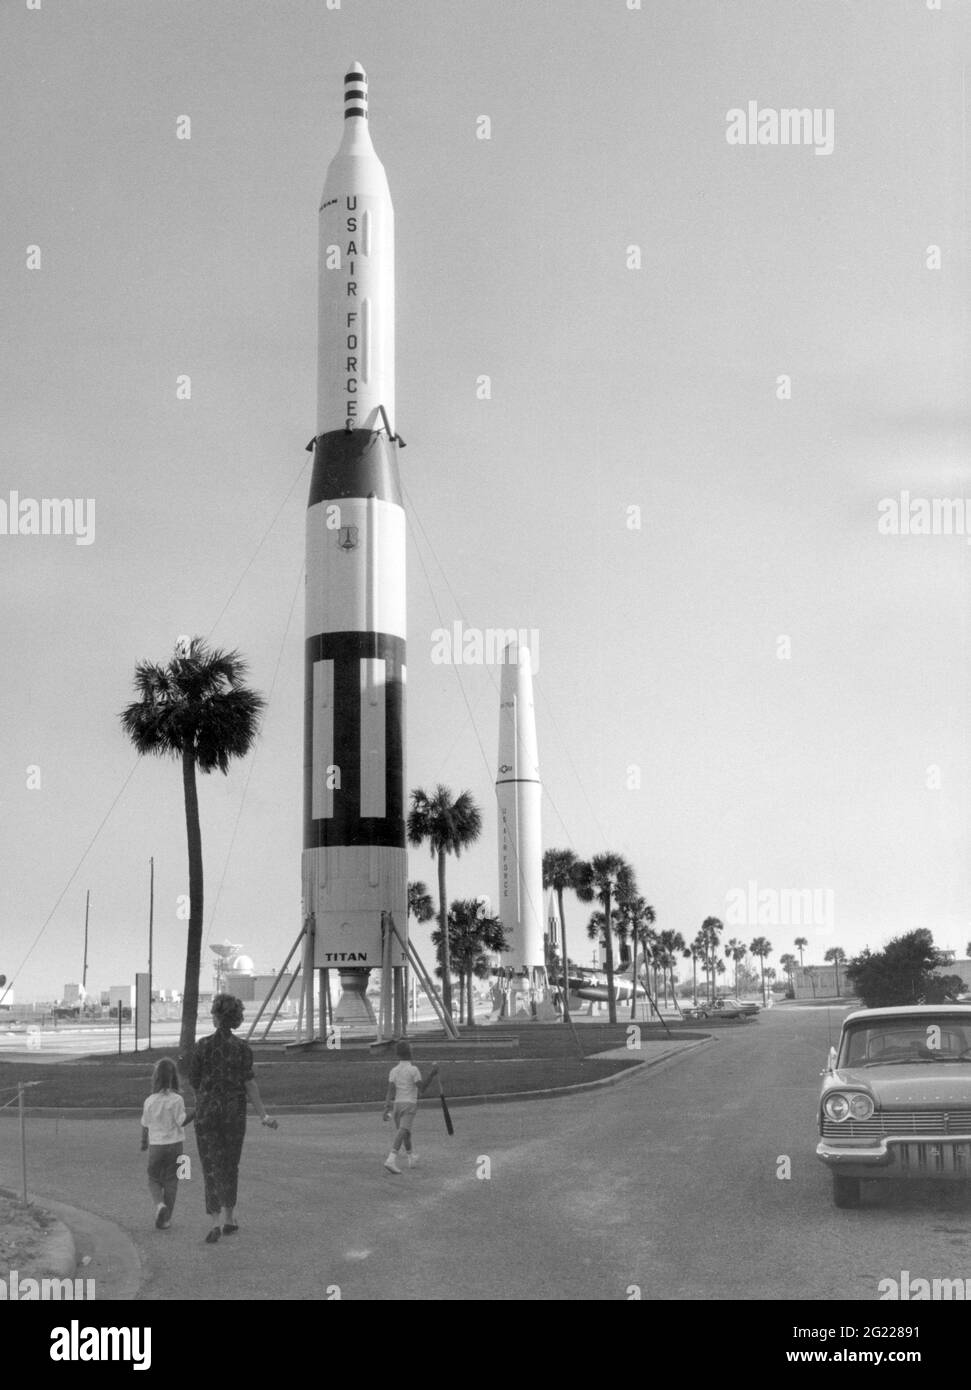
[382,1041,439,1174]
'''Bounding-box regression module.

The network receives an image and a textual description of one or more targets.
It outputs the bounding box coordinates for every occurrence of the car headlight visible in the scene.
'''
[823,1094,850,1122]
[823,1092,873,1122]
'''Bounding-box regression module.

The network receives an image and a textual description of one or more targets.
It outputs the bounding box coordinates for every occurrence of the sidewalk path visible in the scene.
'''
[0,1039,707,1300]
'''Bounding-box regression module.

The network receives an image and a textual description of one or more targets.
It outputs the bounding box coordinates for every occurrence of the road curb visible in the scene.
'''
[2,1037,713,1118]
[32,1196,141,1300]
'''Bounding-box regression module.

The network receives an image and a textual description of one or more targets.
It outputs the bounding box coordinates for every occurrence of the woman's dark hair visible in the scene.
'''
[153,1058,180,1093]
[211,994,245,1030]
[395,1041,412,1060]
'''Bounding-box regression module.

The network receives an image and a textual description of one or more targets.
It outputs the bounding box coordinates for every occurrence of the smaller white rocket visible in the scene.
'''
[495,640,550,1015]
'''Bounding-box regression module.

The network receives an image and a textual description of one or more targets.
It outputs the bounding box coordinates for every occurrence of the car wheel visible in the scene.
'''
[832,1174,861,1209]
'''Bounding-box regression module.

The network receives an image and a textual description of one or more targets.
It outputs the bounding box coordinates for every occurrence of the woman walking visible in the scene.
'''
[187,994,277,1244]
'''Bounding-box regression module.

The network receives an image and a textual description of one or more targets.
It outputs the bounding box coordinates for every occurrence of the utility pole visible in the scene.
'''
[82,890,90,992]
[148,857,154,1050]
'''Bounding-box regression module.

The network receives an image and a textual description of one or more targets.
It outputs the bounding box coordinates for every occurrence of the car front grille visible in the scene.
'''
[896,1143,971,1175]
[822,1109,971,1140]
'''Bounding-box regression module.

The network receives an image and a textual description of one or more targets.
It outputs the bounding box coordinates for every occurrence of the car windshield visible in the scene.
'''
[841,1017,971,1067]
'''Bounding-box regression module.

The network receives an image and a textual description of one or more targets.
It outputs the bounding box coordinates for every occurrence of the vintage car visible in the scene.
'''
[683,998,749,1021]
[817,1005,971,1207]
[716,996,760,1017]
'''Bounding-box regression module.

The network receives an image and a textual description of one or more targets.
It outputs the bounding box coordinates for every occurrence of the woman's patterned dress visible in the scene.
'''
[188,1028,255,1214]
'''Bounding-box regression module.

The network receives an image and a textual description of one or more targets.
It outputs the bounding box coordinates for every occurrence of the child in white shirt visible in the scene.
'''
[382,1041,438,1173]
[140,1058,194,1228]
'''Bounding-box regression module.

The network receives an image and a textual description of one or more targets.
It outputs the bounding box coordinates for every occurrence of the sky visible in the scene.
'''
[1,0,968,1002]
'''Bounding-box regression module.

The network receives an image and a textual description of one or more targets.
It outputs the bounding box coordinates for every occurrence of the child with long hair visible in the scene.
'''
[140,1058,194,1229]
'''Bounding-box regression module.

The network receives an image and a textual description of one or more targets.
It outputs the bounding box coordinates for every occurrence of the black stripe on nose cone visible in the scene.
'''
[344,89,367,101]
[345,72,367,84]
[344,107,367,118]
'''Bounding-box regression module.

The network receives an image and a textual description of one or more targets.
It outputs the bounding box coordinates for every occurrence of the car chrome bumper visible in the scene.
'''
[817,1136,971,1178]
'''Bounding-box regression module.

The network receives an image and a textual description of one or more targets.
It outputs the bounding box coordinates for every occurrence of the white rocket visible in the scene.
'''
[302,64,407,1002]
[496,641,547,1002]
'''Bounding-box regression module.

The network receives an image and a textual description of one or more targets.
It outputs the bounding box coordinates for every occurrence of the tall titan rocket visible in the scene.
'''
[303,63,407,1013]
[496,640,550,1014]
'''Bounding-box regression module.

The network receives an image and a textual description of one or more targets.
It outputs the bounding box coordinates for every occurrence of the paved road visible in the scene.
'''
[3,1007,970,1300]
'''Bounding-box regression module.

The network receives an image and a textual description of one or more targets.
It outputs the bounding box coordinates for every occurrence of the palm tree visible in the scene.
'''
[617,894,656,1020]
[684,935,705,1004]
[575,854,635,1023]
[725,938,747,994]
[794,936,808,966]
[750,936,773,1006]
[824,946,847,997]
[407,786,482,1019]
[407,881,435,927]
[587,908,625,956]
[542,848,585,1023]
[698,917,723,1003]
[120,637,265,1060]
[433,899,508,1025]
[658,930,686,1009]
[779,952,797,994]
[405,881,435,1020]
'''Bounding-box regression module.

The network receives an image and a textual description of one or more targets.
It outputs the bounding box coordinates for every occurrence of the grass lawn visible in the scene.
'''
[0,1023,705,1109]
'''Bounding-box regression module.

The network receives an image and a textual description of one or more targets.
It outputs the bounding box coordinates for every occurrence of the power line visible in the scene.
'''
[204,557,305,949]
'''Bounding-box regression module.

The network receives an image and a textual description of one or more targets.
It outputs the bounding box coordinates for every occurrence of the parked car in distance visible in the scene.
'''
[716,996,760,1017]
[683,998,750,1021]
[817,1004,971,1208]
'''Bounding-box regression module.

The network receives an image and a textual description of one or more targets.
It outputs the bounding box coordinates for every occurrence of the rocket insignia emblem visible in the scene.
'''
[337,525,359,550]
[499,764,512,774]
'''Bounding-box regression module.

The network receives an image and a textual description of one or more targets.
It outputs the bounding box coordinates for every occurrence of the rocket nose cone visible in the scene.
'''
[501,640,532,678]
[343,61,368,119]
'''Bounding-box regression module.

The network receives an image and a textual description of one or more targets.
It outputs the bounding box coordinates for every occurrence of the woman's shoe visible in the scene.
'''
[205,1226,221,1244]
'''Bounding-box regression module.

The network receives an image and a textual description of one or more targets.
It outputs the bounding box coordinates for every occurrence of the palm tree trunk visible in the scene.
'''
[467,969,473,1027]
[179,745,204,1063]
[630,924,638,1022]
[691,954,697,1002]
[437,850,452,1017]
[603,889,616,1024]
[556,887,572,1023]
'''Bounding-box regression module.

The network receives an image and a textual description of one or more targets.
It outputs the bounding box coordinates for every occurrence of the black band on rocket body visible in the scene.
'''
[303,631,405,850]
[309,430,402,507]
